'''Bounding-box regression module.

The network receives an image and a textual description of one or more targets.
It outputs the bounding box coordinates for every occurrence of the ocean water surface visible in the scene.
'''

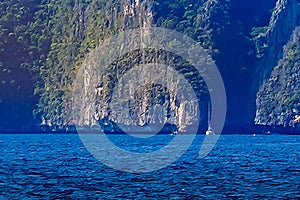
[0,134,299,199]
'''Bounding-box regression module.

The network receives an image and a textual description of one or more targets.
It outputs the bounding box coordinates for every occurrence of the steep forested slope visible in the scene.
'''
[256,27,300,128]
[255,0,300,130]
[0,0,50,130]
[0,0,299,132]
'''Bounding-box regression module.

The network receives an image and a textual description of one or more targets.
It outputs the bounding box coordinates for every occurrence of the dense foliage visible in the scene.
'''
[1,0,299,131]
[0,0,49,129]
[256,27,300,127]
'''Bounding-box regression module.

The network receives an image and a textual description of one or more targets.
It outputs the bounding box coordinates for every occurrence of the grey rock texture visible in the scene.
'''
[255,26,300,127]
[254,0,300,128]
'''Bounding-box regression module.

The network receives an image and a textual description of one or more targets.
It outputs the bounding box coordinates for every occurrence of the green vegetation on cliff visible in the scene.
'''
[1,0,299,131]
[256,27,300,128]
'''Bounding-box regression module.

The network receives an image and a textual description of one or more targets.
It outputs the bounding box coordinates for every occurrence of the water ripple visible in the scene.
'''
[0,134,299,199]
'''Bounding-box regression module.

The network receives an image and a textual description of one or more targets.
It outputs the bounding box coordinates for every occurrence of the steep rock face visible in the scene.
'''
[36,0,280,131]
[255,0,300,126]
[4,0,299,132]
[255,0,300,83]
[255,27,300,127]
[71,0,204,132]
[255,0,300,127]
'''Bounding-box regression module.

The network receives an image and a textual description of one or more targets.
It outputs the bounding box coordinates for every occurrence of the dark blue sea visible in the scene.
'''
[0,134,299,199]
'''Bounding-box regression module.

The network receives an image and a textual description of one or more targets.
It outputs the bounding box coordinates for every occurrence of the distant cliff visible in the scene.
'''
[255,27,300,128]
[255,0,300,129]
[1,0,300,132]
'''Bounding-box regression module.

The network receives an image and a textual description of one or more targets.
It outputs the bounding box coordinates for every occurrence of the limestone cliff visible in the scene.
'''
[255,0,300,83]
[255,27,300,128]
[3,0,300,132]
[255,0,300,128]
[68,0,206,133]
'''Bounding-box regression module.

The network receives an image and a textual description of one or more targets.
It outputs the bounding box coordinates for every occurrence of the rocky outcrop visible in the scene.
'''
[255,0,300,83]
[255,27,300,127]
[255,0,300,128]
[73,50,203,133]
[69,0,204,133]
[48,0,300,132]
[4,0,300,133]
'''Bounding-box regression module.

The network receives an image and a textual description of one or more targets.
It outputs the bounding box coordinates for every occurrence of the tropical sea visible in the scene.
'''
[0,134,299,199]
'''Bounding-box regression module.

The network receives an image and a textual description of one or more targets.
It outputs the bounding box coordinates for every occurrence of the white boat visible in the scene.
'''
[206,125,215,135]
[206,101,215,135]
